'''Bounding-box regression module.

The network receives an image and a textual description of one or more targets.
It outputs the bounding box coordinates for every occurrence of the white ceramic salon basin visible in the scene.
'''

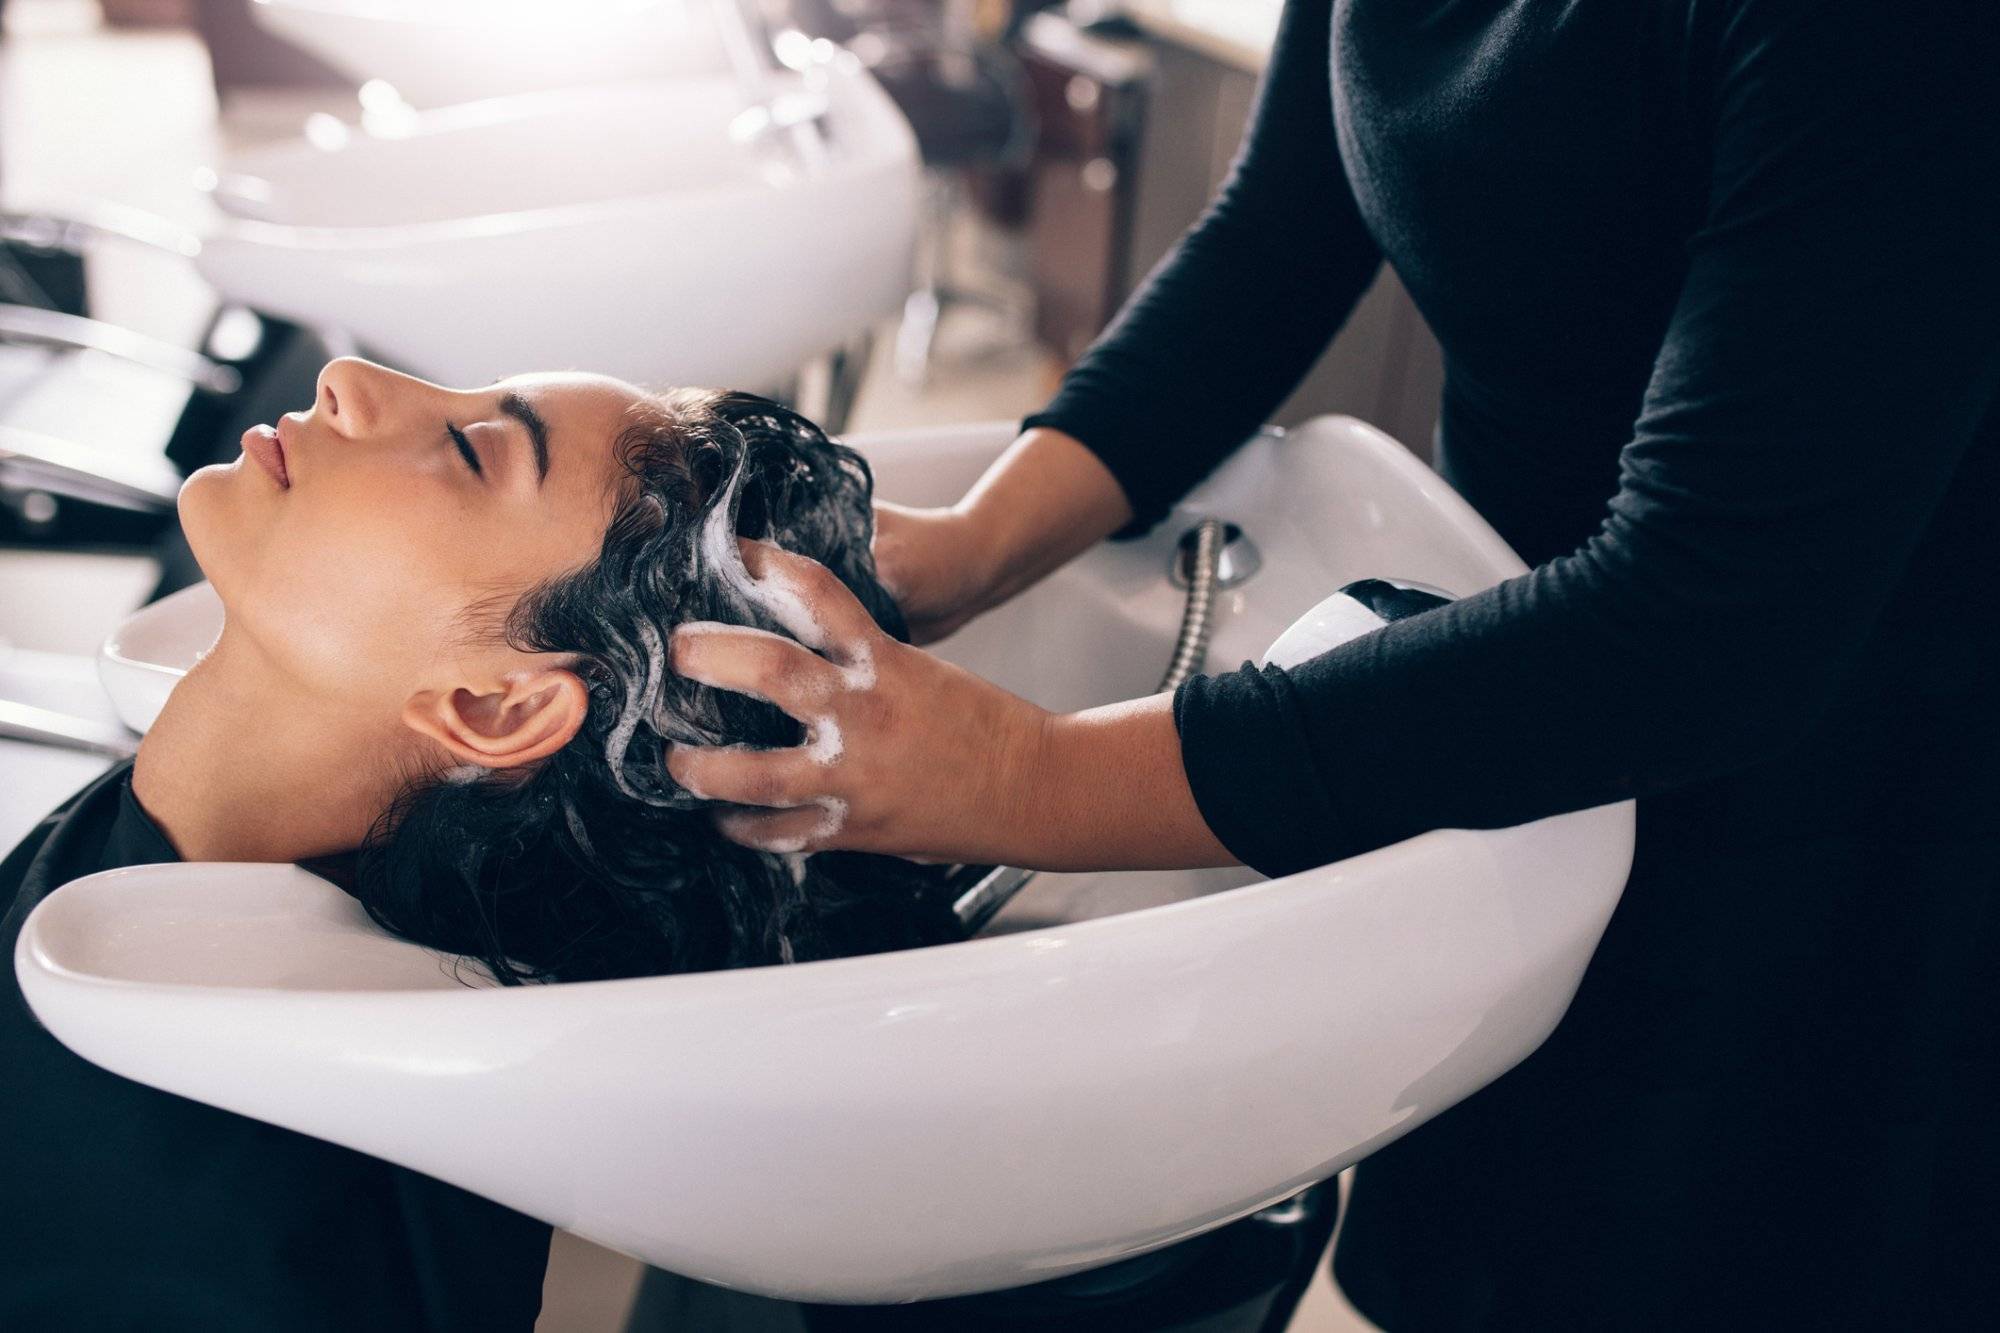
[251,0,731,107]
[194,56,917,389]
[19,417,1634,1302]
[96,580,220,736]
[206,80,791,227]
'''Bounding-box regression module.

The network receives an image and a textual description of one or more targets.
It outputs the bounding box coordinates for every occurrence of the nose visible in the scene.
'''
[313,357,379,437]
[312,357,443,441]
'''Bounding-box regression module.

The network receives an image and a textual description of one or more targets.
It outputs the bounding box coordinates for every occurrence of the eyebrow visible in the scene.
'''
[499,390,550,483]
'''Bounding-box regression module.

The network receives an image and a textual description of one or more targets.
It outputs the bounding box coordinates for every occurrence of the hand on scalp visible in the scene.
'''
[868,501,991,645]
[665,538,1053,863]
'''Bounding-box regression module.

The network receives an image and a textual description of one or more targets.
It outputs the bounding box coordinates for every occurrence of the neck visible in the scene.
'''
[132,633,416,863]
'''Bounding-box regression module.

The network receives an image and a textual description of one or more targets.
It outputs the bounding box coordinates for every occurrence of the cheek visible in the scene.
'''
[227,485,472,702]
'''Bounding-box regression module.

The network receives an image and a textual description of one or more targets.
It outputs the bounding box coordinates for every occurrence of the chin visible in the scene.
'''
[175,462,246,590]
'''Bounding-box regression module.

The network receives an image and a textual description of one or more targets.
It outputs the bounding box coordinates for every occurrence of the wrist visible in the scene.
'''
[991,701,1060,866]
[941,501,1013,618]
[1006,695,1235,873]
[950,428,1134,610]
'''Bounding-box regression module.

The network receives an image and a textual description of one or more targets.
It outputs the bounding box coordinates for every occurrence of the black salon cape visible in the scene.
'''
[1026,0,1999,1327]
[0,763,550,1331]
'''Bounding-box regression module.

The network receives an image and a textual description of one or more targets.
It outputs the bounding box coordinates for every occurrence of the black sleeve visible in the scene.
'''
[1022,0,1382,533]
[1175,0,2000,877]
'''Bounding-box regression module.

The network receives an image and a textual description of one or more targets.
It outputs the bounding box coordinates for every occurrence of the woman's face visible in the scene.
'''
[180,357,643,715]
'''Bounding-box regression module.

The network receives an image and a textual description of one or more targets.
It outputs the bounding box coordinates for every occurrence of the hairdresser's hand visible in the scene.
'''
[870,502,995,644]
[667,539,1049,864]
[870,426,1136,645]
[666,539,1235,871]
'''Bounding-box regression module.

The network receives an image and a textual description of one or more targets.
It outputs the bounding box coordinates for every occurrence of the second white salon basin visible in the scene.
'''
[250,0,733,107]
[207,78,806,228]
[194,57,917,389]
[22,417,1634,1302]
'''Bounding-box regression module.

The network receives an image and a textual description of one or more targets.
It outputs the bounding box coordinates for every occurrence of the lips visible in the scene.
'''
[241,423,290,489]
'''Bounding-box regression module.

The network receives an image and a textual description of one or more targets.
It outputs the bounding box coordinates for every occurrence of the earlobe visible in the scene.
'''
[402,667,588,770]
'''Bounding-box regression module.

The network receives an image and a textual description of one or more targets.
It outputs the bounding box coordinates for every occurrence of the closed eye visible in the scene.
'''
[447,422,483,478]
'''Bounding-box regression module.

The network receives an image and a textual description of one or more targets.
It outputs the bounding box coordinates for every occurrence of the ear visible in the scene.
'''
[402,667,589,771]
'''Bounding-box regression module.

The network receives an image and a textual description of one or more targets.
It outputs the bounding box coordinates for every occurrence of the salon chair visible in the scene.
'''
[18,416,1636,1311]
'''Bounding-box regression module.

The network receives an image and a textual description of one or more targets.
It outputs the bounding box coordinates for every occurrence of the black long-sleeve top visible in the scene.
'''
[1029,0,1997,874]
[1026,0,1999,1326]
[0,765,551,1330]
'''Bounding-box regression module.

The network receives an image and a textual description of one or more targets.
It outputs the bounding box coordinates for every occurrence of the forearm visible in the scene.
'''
[1011,692,1236,872]
[950,426,1134,615]
[1023,0,1380,532]
[673,544,1235,873]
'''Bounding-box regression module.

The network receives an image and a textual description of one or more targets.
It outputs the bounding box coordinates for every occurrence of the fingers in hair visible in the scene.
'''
[714,799,850,855]
[665,740,826,809]
[738,538,881,664]
[671,621,846,717]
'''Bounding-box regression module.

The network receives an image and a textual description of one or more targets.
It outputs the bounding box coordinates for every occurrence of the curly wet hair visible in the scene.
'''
[354,391,959,984]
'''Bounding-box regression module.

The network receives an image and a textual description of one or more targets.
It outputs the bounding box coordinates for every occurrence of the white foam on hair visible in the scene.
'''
[649,710,720,747]
[697,454,831,651]
[603,617,667,802]
[687,450,879,786]
[442,763,489,785]
[742,564,830,651]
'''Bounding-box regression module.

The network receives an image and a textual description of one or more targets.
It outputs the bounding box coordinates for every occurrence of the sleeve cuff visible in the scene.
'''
[1173,664,1357,878]
[1021,407,1176,539]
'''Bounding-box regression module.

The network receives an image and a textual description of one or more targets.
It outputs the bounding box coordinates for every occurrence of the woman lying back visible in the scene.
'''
[0,358,953,1331]
[165,357,956,979]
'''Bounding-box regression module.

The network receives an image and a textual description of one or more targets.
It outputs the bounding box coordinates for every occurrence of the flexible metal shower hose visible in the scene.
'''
[951,518,1230,936]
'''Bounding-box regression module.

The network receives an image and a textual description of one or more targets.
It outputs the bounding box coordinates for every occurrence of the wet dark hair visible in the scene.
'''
[354,391,959,984]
